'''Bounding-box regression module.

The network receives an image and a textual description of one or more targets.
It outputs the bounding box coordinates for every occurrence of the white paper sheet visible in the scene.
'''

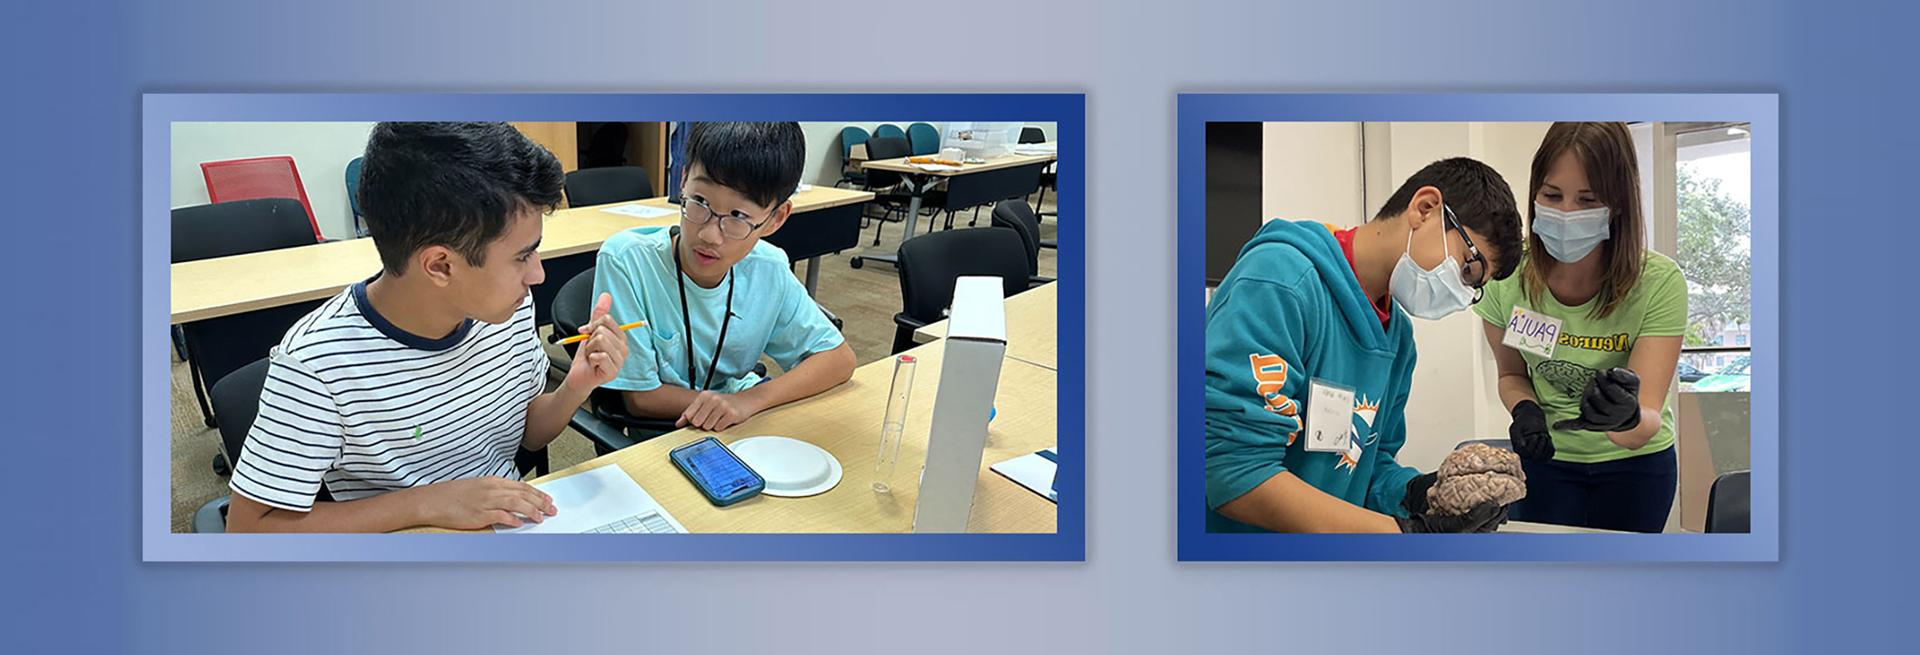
[493,465,687,534]
[990,448,1058,503]
[599,203,676,219]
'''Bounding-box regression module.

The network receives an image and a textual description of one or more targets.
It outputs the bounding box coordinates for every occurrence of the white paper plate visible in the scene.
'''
[730,436,842,498]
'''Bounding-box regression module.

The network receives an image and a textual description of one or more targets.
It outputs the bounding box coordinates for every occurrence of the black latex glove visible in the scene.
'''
[1553,367,1643,433]
[1397,500,1509,533]
[1402,472,1439,516]
[1397,473,1510,533]
[1508,400,1556,460]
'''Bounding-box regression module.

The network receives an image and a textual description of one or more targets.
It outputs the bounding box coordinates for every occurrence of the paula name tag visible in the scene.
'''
[1304,378,1357,454]
[1503,306,1563,359]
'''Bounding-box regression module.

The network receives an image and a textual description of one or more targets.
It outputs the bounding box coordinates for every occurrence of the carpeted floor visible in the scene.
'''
[168,198,1058,532]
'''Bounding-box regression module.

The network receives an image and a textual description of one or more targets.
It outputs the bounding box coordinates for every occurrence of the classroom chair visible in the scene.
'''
[344,157,366,237]
[581,123,631,169]
[891,227,1030,354]
[1017,127,1058,218]
[989,200,1055,289]
[173,198,323,474]
[1705,470,1751,533]
[873,123,906,141]
[861,135,918,244]
[907,122,941,156]
[564,166,655,208]
[837,126,870,189]
[191,357,276,533]
[201,156,324,241]
[191,358,550,533]
[547,267,830,456]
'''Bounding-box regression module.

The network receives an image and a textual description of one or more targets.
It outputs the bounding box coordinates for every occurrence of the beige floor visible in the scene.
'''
[168,198,1059,532]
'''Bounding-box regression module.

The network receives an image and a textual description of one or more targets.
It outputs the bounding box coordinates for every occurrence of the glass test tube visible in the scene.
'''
[873,354,918,493]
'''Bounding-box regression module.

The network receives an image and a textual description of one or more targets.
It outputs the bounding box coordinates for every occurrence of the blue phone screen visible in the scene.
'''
[680,440,758,498]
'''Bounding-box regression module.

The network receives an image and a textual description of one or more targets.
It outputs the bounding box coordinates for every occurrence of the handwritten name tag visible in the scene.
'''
[1503,306,1563,359]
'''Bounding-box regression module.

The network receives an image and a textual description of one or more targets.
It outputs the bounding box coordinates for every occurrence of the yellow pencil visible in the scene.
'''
[558,320,647,345]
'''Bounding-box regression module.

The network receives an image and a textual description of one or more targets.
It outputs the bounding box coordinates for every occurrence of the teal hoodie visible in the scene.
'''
[1204,220,1421,532]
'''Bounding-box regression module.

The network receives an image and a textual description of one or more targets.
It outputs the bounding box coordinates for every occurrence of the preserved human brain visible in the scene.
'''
[1428,444,1527,516]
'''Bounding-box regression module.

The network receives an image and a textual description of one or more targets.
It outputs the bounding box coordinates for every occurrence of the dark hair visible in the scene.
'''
[1374,157,1525,280]
[358,122,563,275]
[684,122,805,208]
[1524,122,1644,319]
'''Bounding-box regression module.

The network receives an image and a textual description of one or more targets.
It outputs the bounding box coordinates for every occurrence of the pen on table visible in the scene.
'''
[557,320,647,345]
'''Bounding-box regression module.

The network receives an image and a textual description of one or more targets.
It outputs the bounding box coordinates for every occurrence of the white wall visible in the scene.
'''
[1260,122,1364,226]
[1259,121,1549,472]
[798,121,1058,187]
[171,122,376,240]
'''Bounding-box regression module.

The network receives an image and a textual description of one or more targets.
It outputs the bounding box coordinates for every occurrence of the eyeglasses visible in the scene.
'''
[1442,204,1489,304]
[681,193,771,241]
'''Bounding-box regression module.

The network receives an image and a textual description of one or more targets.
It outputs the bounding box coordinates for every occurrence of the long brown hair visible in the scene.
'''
[1523,122,1645,319]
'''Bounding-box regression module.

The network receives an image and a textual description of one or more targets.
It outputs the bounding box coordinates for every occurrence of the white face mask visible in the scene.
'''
[1389,208,1476,320]
[1532,203,1611,262]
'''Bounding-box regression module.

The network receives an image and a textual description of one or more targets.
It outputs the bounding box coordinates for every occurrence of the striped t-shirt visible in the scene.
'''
[228,279,547,512]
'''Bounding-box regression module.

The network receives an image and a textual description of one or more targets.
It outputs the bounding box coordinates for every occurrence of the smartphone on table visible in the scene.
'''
[669,437,765,507]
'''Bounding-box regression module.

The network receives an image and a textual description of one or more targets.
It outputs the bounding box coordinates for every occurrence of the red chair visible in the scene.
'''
[200,156,323,241]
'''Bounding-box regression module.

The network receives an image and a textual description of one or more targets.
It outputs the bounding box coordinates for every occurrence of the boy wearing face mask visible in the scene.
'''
[1205,158,1525,533]
[1476,122,1688,533]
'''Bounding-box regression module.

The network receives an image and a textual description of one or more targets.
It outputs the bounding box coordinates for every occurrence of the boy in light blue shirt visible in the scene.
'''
[594,122,856,431]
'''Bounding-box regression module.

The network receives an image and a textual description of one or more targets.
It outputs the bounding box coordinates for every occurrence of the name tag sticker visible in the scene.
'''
[1503,306,1563,359]
[1304,378,1356,454]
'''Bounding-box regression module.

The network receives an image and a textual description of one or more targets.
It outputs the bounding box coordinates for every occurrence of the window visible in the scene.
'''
[1675,123,1751,393]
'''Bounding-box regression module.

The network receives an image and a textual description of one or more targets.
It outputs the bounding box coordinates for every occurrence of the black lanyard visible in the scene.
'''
[673,234,734,391]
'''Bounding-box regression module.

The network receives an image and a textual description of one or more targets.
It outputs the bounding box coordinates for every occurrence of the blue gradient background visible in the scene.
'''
[6,0,1909,652]
[1178,94,1778,561]
[141,93,1086,562]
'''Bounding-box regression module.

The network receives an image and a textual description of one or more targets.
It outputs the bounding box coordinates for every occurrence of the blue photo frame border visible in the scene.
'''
[142,93,1086,562]
[1175,93,1779,561]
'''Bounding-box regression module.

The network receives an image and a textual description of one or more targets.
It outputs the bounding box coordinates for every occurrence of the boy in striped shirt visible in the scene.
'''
[226,122,630,533]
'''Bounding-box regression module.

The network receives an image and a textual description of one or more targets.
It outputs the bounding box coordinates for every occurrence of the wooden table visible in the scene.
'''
[859,151,1058,176]
[913,282,1057,371]
[412,337,1058,534]
[170,186,873,324]
[1499,521,1630,534]
[852,150,1057,269]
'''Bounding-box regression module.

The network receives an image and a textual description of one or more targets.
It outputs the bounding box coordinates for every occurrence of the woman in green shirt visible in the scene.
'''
[1475,122,1687,532]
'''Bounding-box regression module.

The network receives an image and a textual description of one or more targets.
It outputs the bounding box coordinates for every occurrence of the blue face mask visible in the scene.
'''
[1389,208,1476,321]
[1532,203,1610,262]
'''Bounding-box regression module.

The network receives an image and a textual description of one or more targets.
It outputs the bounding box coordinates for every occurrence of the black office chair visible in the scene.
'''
[546,266,825,456]
[1705,470,1751,533]
[191,358,274,532]
[860,135,917,243]
[564,166,655,208]
[990,200,1055,289]
[892,227,1030,354]
[544,267,676,455]
[173,198,322,474]
[1017,127,1057,219]
[581,122,631,169]
[193,357,550,533]
[173,197,317,263]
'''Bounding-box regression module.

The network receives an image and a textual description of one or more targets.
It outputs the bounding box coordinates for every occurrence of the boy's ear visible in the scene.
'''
[418,246,456,288]
[1405,185,1444,230]
[759,199,795,237]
